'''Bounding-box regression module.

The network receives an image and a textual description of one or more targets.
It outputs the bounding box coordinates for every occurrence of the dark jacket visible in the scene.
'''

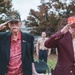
[0,31,34,75]
[44,31,75,75]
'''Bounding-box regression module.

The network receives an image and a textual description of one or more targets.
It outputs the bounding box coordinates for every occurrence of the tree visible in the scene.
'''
[25,0,75,36]
[0,0,12,23]
[0,0,21,31]
[25,3,59,35]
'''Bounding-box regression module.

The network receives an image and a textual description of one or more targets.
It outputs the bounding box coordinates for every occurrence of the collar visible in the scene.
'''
[11,31,21,42]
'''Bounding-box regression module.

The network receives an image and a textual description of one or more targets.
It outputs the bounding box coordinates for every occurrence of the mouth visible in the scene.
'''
[12,26,18,29]
[12,28,17,29]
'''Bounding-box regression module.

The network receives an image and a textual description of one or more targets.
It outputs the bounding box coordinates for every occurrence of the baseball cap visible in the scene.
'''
[8,14,21,22]
[68,16,75,24]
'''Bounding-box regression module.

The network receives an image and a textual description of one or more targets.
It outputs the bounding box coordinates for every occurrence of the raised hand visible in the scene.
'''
[61,22,74,35]
[0,21,9,31]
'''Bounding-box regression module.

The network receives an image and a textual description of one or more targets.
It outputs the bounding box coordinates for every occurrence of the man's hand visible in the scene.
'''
[61,22,74,35]
[0,21,9,31]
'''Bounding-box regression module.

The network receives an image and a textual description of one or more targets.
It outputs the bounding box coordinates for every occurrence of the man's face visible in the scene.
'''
[69,23,75,35]
[41,32,46,38]
[8,21,22,33]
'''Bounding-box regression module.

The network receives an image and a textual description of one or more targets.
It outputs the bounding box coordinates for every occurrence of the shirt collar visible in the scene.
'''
[11,31,21,42]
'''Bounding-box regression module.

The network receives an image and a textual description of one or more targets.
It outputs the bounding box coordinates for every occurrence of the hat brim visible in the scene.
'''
[9,19,20,22]
[68,16,75,24]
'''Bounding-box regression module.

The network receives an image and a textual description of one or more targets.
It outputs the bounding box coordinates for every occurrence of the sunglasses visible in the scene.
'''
[10,21,19,24]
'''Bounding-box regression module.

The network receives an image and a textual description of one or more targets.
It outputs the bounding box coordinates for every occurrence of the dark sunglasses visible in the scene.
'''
[10,21,19,24]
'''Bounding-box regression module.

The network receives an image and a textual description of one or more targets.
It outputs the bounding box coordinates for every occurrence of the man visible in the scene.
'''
[36,32,50,63]
[44,16,75,75]
[0,16,45,75]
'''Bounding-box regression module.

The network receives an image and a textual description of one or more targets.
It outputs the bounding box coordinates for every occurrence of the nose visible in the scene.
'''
[13,23,16,25]
[12,23,17,26]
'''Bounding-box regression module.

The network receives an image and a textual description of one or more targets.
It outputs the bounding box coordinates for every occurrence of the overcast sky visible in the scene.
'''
[12,0,42,20]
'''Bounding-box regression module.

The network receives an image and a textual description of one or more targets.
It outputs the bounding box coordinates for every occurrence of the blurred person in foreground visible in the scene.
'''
[44,16,75,75]
[36,32,50,63]
[0,15,45,75]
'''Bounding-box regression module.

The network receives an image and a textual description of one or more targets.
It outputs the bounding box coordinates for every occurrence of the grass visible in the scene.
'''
[34,52,58,72]
[47,54,57,69]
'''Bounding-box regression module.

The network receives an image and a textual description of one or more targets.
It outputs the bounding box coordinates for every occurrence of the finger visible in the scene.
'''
[65,24,70,29]
[1,26,6,29]
[68,22,74,26]
[3,21,9,25]
[0,26,6,30]
[0,21,9,26]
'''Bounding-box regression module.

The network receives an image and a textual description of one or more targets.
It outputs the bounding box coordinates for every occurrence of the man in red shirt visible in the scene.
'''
[0,16,45,75]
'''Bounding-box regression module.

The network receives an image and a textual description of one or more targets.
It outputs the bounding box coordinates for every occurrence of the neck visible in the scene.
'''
[42,37,45,39]
[12,31,20,36]
[11,31,20,41]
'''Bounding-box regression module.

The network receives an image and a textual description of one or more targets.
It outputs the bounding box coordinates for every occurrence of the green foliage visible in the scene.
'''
[0,0,12,24]
[0,0,21,31]
[0,0,12,14]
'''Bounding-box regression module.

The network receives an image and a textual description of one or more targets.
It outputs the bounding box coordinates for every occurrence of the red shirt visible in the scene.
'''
[7,32,23,75]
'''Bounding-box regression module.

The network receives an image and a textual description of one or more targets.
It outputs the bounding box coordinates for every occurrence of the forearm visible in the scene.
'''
[44,31,63,48]
[36,44,39,55]
[32,63,37,74]
[47,48,51,55]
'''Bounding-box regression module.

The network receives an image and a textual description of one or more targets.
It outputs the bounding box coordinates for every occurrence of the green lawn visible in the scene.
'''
[47,54,57,69]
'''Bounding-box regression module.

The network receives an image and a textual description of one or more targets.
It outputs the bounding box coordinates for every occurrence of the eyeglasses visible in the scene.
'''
[9,21,19,24]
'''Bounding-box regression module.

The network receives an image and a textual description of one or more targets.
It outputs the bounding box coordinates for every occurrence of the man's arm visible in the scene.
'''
[44,31,63,48]
[36,39,40,56]
[47,48,51,55]
[0,21,9,31]
[44,22,73,48]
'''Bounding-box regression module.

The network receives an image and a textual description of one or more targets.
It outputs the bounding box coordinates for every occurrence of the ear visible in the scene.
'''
[8,23,11,28]
[19,22,22,27]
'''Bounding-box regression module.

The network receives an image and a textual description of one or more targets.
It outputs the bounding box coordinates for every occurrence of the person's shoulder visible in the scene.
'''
[0,32,11,39]
[22,32,34,39]
[0,32,7,35]
[38,37,42,41]
[22,32,32,36]
[45,37,49,40]
[0,32,10,35]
